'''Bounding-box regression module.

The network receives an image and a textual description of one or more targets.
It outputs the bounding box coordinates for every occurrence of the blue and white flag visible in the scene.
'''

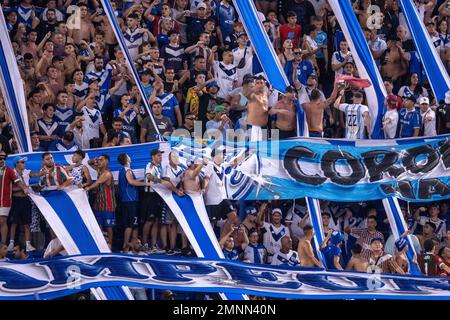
[232,0,308,137]
[399,0,450,102]
[100,0,161,138]
[0,12,32,152]
[328,0,387,139]
[2,253,450,300]
[29,187,133,300]
[382,197,421,275]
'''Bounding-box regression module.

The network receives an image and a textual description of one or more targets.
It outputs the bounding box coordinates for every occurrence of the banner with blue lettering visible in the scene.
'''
[328,0,386,139]
[8,135,450,203]
[1,253,449,300]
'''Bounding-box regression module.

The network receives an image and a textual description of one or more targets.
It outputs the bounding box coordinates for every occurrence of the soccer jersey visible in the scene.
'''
[204,162,228,206]
[157,93,180,127]
[223,248,239,261]
[418,216,447,241]
[54,105,75,132]
[213,61,237,99]
[331,51,353,77]
[118,167,139,202]
[74,82,89,100]
[113,108,139,143]
[161,44,186,73]
[16,4,33,27]
[49,140,79,152]
[420,108,437,137]
[243,244,266,264]
[383,109,399,139]
[338,103,369,139]
[93,173,116,212]
[398,108,421,138]
[322,245,343,270]
[39,165,71,188]
[163,163,186,187]
[262,222,290,256]
[144,162,163,193]
[37,118,61,150]
[271,250,299,267]
[0,166,19,207]
[84,64,113,96]
[81,106,103,140]
[216,1,235,39]
[124,27,149,59]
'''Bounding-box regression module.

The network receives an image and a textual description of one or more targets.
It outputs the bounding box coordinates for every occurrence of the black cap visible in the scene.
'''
[237,32,247,38]
[285,85,296,93]
[151,149,164,156]
[403,95,417,103]
[63,131,74,142]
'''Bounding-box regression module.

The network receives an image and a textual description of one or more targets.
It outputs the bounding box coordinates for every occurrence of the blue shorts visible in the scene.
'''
[94,210,116,228]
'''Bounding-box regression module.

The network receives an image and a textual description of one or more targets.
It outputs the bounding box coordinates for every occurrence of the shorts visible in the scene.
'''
[140,192,163,222]
[0,207,11,217]
[207,200,234,221]
[122,201,139,228]
[160,203,175,225]
[9,196,32,225]
[94,210,116,228]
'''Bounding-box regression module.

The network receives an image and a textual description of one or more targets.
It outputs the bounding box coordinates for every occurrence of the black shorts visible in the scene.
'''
[122,201,139,228]
[140,192,163,222]
[9,196,32,225]
[206,200,234,221]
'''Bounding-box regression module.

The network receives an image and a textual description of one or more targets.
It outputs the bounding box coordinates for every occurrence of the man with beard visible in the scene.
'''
[36,9,58,42]
[39,152,73,190]
[269,86,298,139]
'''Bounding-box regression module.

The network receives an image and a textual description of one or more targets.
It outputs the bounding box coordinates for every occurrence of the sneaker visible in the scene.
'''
[7,242,14,252]
[166,249,175,255]
[173,248,182,255]
[153,247,167,254]
[26,243,36,252]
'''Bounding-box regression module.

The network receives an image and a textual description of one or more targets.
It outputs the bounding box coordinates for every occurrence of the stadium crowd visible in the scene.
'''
[0,0,450,300]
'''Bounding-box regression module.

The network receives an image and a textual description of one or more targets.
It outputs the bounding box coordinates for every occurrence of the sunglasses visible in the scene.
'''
[294,52,302,55]
[186,117,196,120]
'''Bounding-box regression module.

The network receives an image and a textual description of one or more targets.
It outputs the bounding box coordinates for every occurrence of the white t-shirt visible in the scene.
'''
[420,108,437,137]
[383,109,399,139]
[233,46,253,86]
[338,103,370,139]
[43,238,67,258]
[144,162,163,192]
[163,163,186,187]
[262,222,290,256]
[271,250,300,267]
[81,106,103,140]
[331,51,353,78]
[204,162,227,205]
[213,61,237,99]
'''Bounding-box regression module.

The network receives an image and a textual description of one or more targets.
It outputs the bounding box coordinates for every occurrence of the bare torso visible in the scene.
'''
[273,99,296,131]
[302,101,326,132]
[298,239,316,267]
[182,168,202,193]
[247,91,269,127]
[381,49,407,79]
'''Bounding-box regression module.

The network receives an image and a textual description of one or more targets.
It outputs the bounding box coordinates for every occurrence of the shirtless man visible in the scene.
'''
[302,82,339,138]
[68,4,95,45]
[298,225,324,268]
[182,159,208,194]
[345,243,369,272]
[247,75,269,141]
[381,35,409,86]
[269,86,297,139]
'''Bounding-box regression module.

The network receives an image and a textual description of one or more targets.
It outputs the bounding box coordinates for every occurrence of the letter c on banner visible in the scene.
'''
[283,147,326,185]
[321,150,365,185]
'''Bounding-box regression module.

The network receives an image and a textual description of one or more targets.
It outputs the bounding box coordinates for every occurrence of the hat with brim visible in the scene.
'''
[13,156,28,167]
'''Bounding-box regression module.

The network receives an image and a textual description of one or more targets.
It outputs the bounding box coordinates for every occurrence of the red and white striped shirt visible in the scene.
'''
[0,165,19,207]
[350,228,384,259]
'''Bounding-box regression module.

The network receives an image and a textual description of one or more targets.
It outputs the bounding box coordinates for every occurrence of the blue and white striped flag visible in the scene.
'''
[29,187,133,300]
[399,0,450,102]
[0,12,32,152]
[328,0,387,139]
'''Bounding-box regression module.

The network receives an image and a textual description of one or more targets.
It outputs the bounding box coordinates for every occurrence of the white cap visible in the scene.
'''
[446,91,450,104]
[419,97,429,105]
[272,208,282,215]
[197,2,207,9]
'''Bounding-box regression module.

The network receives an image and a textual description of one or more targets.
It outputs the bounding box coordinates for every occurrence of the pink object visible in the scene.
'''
[336,75,372,88]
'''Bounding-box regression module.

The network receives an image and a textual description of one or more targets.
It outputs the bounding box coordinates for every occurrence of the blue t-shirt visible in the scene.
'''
[223,248,239,261]
[216,3,236,39]
[322,245,342,270]
[118,167,139,202]
[315,31,327,59]
[113,108,139,143]
[157,93,180,127]
[398,108,421,138]
[284,60,314,86]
